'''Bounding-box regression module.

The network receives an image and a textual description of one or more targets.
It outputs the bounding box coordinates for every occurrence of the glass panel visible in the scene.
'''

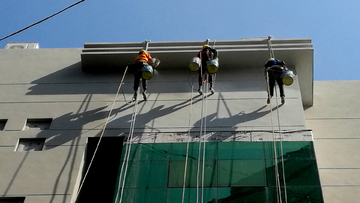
[171,142,216,161]
[264,142,315,160]
[284,159,321,186]
[266,159,321,187]
[167,188,216,203]
[168,160,216,187]
[285,186,323,203]
[281,142,315,159]
[267,186,323,203]
[121,143,171,161]
[218,142,264,160]
[217,187,268,203]
[116,188,166,203]
[167,188,197,203]
[119,160,168,188]
[218,160,266,187]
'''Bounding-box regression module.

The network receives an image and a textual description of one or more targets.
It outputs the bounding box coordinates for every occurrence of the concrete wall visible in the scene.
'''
[305,80,360,203]
[0,47,307,203]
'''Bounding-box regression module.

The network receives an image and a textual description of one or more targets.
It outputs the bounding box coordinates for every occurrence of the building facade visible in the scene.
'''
[0,38,344,203]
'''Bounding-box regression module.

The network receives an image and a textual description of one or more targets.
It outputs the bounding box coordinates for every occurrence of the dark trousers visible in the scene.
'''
[267,71,284,97]
[132,62,147,93]
[198,63,213,88]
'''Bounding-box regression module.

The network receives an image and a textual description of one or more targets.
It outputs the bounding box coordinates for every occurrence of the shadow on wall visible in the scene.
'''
[38,92,281,149]
[26,62,132,95]
[26,61,269,95]
[189,104,281,140]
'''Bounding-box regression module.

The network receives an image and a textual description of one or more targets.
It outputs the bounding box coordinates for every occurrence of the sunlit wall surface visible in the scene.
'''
[113,141,323,203]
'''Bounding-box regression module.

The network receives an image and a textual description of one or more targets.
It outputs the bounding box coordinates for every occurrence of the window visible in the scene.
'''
[0,119,7,130]
[23,118,52,130]
[16,138,46,151]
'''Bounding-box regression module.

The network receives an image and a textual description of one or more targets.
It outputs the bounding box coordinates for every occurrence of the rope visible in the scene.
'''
[196,51,207,203]
[74,65,128,202]
[266,72,282,203]
[0,0,86,42]
[201,74,209,203]
[273,80,288,203]
[116,45,150,203]
[115,79,142,203]
[267,36,288,203]
[182,73,195,203]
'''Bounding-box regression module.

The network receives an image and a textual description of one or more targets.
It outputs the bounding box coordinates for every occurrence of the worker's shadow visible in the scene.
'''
[189,105,281,141]
[36,105,109,149]
[107,95,205,139]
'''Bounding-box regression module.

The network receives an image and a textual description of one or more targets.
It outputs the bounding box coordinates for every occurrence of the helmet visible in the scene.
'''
[138,49,146,54]
[268,58,275,61]
[202,45,209,48]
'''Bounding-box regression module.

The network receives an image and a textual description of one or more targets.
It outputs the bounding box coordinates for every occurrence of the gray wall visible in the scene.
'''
[305,80,360,203]
[0,48,306,203]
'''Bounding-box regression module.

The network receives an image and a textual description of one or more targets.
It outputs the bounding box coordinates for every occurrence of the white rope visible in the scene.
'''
[267,36,288,203]
[75,66,128,202]
[196,83,205,203]
[274,82,288,203]
[196,51,207,203]
[201,74,209,203]
[266,72,282,203]
[182,73,196,203]
[115,81,141,203]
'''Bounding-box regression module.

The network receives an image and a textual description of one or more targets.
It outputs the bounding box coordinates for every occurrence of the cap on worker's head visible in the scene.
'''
[268,58,275,61]
[138,49,146,54]
[202,45,209,48]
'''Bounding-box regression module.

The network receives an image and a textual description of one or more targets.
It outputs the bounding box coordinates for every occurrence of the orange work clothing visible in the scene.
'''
[133,51,152,63]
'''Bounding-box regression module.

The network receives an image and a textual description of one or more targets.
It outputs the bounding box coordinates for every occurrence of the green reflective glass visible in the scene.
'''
[217,187,268,202]
[119,160,168,188]
[267,186,323,203]
[167,188,216,203]
[169,159,216,187]
[264,141,315,160]
[218,142,264,160]
[121,143,171,161]
[266,159,320,186]
[171,142,216,160]
[115,141,323,203]
[116,188,166,203]
[218,159,266,186]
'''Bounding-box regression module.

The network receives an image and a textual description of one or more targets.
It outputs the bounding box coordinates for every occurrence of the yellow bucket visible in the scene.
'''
[282,70,295,86]
[189,57,201,71]
[141,65,153,80]
[207,59,219,74]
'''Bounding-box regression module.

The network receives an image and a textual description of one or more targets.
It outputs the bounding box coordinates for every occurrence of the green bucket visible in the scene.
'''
[141,65,153,80]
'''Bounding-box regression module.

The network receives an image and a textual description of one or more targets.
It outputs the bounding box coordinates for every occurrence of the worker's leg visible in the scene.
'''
[276,77,285,104]
[268,76,275,97]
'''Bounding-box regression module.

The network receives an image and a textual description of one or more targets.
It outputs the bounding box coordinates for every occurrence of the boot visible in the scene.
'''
[281,96,285,104]
[142,92,147,100]
[198,88,203,95]
[267,97,270,104]
[210,87,215,94]
[132,93,137,101]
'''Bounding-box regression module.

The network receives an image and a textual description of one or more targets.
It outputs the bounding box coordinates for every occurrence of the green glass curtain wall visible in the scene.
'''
[113,141,323,203]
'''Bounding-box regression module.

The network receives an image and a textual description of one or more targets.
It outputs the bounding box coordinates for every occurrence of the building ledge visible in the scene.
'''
[81,38,313,106]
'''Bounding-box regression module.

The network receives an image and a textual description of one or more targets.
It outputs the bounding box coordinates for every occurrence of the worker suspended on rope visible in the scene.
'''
[130,49,153,101]
[197,45,218,95]
[264,58,288,104]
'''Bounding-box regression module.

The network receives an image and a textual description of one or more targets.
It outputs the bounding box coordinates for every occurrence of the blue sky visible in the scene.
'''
[1,0,360,81]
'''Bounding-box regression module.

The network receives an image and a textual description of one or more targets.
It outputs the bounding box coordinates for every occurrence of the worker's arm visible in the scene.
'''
[211,48,218,59]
